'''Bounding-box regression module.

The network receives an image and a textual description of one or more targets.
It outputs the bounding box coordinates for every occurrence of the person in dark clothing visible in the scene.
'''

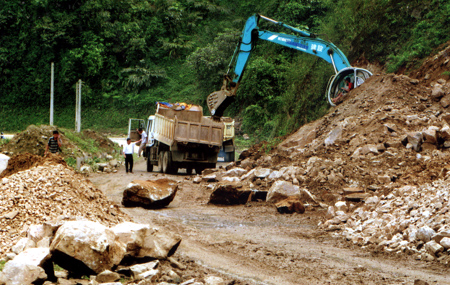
[123,138,135,173]
[45,130,62,155]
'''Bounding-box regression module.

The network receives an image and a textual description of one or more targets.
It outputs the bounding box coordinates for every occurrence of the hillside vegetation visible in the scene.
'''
[1,0,449,138]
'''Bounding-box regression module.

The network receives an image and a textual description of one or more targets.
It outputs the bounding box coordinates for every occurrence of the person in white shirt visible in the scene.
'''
[123,138,135,173]
[136,128,148,158]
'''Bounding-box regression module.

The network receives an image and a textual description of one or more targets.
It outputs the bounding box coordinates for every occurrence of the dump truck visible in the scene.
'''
[144,103,224,174]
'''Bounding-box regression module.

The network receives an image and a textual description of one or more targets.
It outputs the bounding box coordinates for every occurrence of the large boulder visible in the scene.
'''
[0,248,54,285]
[266,181,300,203]
[50,220,126,274]
[275,196,305,214]
[122,179,178,209]
[111,222,181,259]
[208,184,252,205]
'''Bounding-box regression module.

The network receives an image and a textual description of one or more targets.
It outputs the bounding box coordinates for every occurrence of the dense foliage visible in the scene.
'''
[1,0,449,138]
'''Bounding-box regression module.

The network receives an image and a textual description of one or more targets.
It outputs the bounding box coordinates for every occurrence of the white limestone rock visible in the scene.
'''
[425,240,444,255]
[266,180,300,203]
[416,226,436,242]
[223,167,247,177]
[129,261,159,277]
[111,222,181,259]
[439,237,450,249]
[204,276,225,285]
[50,220,126,274]
[335,201,347,212]
[254,168,272,179]
[11,237,36,255]
[240,168,256,181]
[0,248,52,285]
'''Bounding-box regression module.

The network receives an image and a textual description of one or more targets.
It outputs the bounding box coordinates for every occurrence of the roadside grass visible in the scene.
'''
[234,136,257,154]
[0,138,10,147]
[59,128,123,170]
[54,263,64,271]
[0,260,5,271]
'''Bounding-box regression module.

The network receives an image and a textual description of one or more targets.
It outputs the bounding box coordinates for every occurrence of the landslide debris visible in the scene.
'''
[1,124,117,158]
[0,155,130,258]
[0,153,64,179]
[197,43,450,261]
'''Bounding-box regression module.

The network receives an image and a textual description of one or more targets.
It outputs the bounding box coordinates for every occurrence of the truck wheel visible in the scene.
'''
[147,155,153,172]
[158,152,164,173]
[162,151,173,174]
[194,167,204,175]
[186,167,193,175]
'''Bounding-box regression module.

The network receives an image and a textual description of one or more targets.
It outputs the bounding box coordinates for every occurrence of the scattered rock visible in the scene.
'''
[112,222,181,259]
[275,196,305,214]
[209,184,251,205]
[0,248,54,285]
[122,179,178,209]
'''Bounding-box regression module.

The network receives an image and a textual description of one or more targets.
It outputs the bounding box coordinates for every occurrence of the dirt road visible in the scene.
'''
[90,159,450,285]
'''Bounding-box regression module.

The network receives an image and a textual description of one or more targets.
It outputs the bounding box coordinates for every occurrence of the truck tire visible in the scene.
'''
[194,167,204,175]
[146,155,153,172]
[158,152,164,173]
[186,167,193,175]
[162,151,174,174]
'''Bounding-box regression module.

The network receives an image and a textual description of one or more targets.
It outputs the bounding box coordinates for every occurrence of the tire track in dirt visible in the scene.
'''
[90,160,450,285]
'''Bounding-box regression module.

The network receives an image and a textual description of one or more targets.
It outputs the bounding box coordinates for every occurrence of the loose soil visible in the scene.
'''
[90,160,450,285]
[0,153,66,179]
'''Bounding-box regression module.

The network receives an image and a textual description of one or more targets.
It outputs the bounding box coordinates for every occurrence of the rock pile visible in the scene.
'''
[0,220,188,285]
[200,52,450,259]
[0,158,129,258]
[194,165,322,213]
[1,125,117,158]
[322,179,450,264]
[216,76,450,207]
[0,125,121,173]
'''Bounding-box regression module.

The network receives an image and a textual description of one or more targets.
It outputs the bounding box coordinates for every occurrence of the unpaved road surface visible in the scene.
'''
[90,159,450,285]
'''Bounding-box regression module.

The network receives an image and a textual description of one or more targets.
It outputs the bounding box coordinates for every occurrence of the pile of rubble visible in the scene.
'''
[196,165,322,214]
[0,220,228,285]
[322,180,450,264]
[0,155,129,258]
[194,46,450,261]
[0,125,120,173]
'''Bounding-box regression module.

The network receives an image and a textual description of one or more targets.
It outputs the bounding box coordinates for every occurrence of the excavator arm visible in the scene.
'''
[207,14,369,118]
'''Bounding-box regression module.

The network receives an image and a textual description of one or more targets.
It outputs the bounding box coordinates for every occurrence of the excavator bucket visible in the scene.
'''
[207,75,238,119]
[207,89,235,119]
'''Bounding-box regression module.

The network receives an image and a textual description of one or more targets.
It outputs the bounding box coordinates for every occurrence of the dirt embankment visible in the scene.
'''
[1,124,117,158]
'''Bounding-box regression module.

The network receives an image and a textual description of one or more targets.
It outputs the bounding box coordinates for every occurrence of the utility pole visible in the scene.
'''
[50,62,54,126]
[75,79,82,132]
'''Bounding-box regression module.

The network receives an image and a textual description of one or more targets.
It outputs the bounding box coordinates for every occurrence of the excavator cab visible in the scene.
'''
[326,67,372,106]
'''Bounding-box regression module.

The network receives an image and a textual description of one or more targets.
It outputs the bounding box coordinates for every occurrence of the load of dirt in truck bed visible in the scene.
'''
[1,124,117,157]
[0,156,130,258]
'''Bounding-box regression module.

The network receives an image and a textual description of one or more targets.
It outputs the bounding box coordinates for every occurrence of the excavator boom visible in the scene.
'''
[207,14,371,118]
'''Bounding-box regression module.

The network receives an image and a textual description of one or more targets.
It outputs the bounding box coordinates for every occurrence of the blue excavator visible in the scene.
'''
[207,14,372,118]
